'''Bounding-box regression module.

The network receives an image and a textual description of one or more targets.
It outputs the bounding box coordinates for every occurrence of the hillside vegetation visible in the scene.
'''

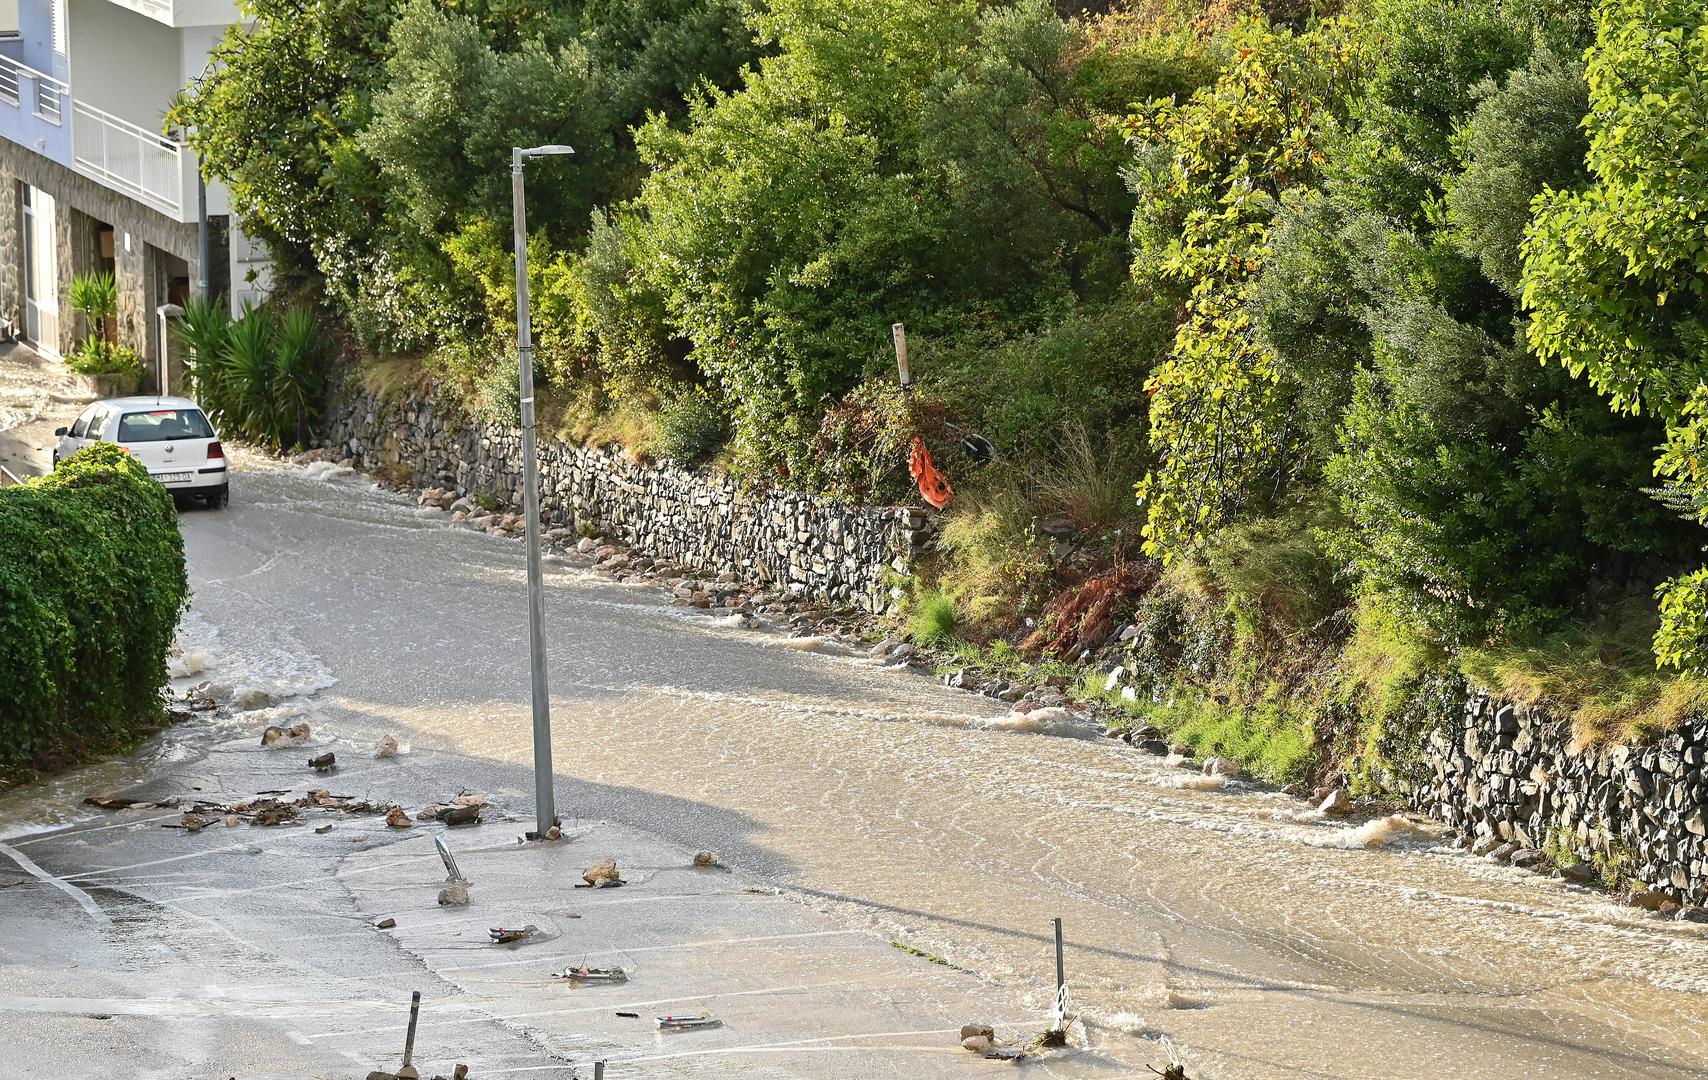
[178,0,1708,778]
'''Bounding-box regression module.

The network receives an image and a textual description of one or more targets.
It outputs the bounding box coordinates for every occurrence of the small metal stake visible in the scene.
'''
[435,836,467,884]
[397,990,422,1079]
[593,1062,605,1080]
[1053,917,1065,1000]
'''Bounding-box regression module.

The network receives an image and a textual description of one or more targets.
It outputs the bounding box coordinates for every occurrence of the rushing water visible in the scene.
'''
[54,452,1708,1077]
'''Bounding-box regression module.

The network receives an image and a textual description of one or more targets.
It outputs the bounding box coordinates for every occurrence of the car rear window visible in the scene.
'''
[117,409,213,443]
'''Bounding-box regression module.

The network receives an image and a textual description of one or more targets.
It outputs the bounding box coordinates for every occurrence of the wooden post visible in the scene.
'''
[892,322,911,390]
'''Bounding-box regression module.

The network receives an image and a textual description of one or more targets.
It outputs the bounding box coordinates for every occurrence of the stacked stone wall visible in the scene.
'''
[1403,685,1708,904]
[320,374,927,614]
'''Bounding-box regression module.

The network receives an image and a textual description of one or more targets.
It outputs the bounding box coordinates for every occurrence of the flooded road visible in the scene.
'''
[8,451,1708,1077]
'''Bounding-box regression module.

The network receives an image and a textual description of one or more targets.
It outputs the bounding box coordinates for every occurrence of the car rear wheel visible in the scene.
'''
[204,484,229,509]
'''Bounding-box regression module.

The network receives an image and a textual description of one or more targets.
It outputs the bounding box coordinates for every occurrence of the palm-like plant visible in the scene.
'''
[174,295,233,421]
[223,302,278,442]
[66,272,118,369]
[271,307,323,449]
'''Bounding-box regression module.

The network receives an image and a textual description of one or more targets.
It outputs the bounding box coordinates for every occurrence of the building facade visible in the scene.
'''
[0,0,264,384]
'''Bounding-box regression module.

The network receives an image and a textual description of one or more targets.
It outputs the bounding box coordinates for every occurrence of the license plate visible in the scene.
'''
[156,471,192,484]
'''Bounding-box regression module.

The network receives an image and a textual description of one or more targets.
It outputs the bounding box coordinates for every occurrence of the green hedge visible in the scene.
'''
[0,444,188,777]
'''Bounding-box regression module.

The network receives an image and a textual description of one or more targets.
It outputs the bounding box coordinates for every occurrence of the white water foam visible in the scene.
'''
[1310,814,1436,850]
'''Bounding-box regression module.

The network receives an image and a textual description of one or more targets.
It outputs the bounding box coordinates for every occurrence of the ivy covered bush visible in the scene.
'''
[0,444,188,778]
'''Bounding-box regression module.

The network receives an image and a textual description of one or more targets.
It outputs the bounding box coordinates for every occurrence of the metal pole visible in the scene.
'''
[513,147,556,838]
[1053,917,1064,994]
[593,1063,605,1080]
[398,990,422,1079]
[195,155,209,299]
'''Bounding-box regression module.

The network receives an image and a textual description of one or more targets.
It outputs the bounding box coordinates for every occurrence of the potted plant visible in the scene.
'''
[64,272,141,395]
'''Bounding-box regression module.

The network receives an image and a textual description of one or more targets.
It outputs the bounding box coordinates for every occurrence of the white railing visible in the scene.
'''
[71,99,184,216]
[0,53,68,127]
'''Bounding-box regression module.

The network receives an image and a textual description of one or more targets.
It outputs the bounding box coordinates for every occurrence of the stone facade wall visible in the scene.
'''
[0,142,228,371]
[320,376,928,614]
[1402,685,1708,905]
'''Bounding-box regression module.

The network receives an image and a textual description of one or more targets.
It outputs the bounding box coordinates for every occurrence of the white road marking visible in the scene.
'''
[0,840,111,924]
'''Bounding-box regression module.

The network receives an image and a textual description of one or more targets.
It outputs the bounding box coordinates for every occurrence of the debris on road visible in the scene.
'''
[376,917,397,929]
[488,924,539,945]
[315,823,333,834]
[552,965,628,983]
[656,1013,720,1030]
[308,751,337,772]
[417,793,488,823]
[375,733,400,758]
[386,806,413,829]
[615,1011,640,1018]
[180,812,209,833]
[83,795,175,811]
[441,803,482,826]
[692,850,722,867]
[225,815,241,827]
[260,721,311,747]
[438,885,470,906]
[578,859,624,888]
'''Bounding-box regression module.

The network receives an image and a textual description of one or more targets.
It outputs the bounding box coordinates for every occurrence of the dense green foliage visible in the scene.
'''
[183,0,1708,758]
[1523,0,1708,672]
[175,298,329,449]
[0,445,188,777]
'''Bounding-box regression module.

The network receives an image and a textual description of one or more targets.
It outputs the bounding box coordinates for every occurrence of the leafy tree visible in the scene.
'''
[1524,0,1708,668]
[1128,14,1368,563]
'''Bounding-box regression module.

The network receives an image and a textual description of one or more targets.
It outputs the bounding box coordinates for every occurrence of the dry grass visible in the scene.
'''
[1460,597,1708,748]
[360,353,428,399]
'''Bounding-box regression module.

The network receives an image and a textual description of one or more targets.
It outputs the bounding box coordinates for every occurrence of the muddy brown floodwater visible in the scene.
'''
[11,446,1708,1078]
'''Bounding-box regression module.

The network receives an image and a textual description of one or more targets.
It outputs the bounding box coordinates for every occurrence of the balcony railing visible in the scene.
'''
[71,99,186,217]
[0,52,67,127]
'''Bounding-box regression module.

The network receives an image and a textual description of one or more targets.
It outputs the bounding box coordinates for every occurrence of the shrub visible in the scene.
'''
[0,444,187,778]
[178,301,328,448]
[654,386,728,464]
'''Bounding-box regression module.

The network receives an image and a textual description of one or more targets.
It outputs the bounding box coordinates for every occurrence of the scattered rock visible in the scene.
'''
[441,803,482,827]
[224,815,240,827]
[1558,858,1596,884]
[1316,788,1352,816]
[1509,847,1545,869]
[385,806,412,829]
[374,734,400,758]
[1167,742,1191,757]
[1485,841,1521,863]
[314,823,333,834]
[375,917,396,930]
[1202,756,1240,778]
[960,1024,995,1041]
[581,859,624,888]
[181,812,208,832]
[1627,889,1678,913]
[438,884,470,906]
[962,1035,994,1053]
[1470,835,1503,857]
[261,721,311,747]
[308,751,337,772]
[545,825,562,841]
[693,850,722,867]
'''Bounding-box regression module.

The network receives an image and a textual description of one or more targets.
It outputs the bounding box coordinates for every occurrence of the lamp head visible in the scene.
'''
[519,144,576,159]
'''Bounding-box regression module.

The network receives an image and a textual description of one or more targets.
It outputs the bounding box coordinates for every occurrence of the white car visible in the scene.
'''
[53,396,229,508]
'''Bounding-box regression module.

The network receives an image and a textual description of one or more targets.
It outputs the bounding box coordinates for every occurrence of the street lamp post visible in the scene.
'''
[512,143,573,838]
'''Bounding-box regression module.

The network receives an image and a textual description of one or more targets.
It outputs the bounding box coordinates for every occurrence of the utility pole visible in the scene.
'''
[511,144,574,839]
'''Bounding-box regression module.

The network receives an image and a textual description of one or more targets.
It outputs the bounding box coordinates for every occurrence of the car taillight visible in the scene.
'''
[207,441,224,459]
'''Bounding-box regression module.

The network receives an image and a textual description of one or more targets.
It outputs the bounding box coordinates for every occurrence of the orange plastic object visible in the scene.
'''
[908,436,953,510]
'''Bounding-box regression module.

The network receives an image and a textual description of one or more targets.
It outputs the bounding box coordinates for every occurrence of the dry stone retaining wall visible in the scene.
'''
[1400,684,1708,904]
[319,376,926,614]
